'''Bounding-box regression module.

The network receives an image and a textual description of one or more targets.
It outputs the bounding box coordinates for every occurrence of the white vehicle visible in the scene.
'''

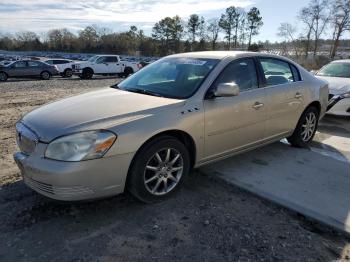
[44,59,75,77]
[71,55,141,79]
[315,60,350,116]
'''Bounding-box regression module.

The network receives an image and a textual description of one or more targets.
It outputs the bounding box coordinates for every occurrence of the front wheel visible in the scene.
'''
[63,68,73,77]
[287,107,319,148]
[127,137,190,203]
[0,72,8,81]
[40,71,51,80]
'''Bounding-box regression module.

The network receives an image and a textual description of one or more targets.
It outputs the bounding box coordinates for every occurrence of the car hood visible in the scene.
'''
[22,88,185,142]
[316,76,350,95]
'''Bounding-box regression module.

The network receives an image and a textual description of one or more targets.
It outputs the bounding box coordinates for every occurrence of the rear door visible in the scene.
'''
[27,61,43,76]
[257,57,304,139]
[203,57,267,160]
[105,56,122,73]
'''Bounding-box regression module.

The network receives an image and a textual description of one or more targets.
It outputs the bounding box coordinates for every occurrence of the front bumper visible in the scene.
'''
[327,96,350,116]
[13,150,134,201]
[72,69,82,74]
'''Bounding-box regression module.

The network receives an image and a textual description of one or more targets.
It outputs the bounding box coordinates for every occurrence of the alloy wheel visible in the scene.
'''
[301,112,317,142]
[0,73,6,81]
[144,148,184,196]
[42,72,50,80]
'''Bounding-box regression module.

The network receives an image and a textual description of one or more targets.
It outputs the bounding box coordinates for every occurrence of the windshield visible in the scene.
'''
[88,56,98,62]
[317,62,350,78]
[117,57,219,99]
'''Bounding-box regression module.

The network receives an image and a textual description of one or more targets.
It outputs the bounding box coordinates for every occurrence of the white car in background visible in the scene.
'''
[315,60,350,116]
[71,55,141,79]
[44,59,75,77]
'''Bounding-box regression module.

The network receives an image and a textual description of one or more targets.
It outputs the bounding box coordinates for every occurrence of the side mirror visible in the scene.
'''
[214,83,240,97]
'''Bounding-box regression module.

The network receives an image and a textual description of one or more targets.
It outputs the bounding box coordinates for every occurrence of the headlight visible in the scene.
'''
[340,92,350,98]
[45,131,116,162]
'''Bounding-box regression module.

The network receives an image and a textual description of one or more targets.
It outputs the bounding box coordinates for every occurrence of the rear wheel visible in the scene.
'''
[0,72,7,81]
[127,137,190,203]
[123,67,134,77]
[287,106,319,148]
[63,68,73,77]
[40,71,51,80]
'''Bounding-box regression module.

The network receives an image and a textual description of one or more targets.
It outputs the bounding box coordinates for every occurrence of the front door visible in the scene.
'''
[10,61,30,77]
[203,58,266,160]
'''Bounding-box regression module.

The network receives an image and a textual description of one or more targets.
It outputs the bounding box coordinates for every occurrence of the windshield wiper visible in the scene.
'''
[126,88,164,97]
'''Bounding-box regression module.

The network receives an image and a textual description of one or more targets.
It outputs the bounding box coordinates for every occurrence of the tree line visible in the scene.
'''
[277,0,350,59]
[0,6,263,56]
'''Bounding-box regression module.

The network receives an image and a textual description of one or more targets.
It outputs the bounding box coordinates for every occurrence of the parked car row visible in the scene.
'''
[0,55,151,81]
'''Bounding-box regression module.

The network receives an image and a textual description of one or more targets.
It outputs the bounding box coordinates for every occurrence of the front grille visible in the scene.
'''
[16,122,38,155]
[72,64,76,69]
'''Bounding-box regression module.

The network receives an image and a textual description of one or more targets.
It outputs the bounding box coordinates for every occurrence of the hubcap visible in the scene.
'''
[0,73,5,81]
[144,148,184,196]
[301,112,316,142]
[43,72,49,79]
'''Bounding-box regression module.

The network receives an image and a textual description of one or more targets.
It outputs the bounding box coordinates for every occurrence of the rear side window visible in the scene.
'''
[105,56,118,63]
[28,61,40,67]
[213,58,258,91]
[290,64,301,81]
[259,58,294,86]
[54,60,69,64]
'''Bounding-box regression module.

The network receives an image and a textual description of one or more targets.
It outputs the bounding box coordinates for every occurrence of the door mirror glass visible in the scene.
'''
[214,83,240,97]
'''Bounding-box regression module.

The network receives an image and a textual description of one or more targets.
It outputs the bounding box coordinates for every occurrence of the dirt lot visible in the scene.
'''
[0,77,349,261]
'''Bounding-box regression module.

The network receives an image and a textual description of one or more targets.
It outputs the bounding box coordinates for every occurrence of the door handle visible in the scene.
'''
[295,92,302,99]
[252,102,264,110]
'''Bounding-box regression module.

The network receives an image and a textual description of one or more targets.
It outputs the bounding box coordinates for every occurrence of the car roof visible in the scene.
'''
[167,51,295,61]
[332,59,350,64]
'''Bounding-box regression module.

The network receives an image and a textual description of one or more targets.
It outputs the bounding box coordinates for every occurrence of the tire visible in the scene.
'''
[0,72,8,81]
[82,68,93,79]
[63,68,73,78]
[127,136,190,203]
[123,67,134,77]
[287,106,319,148]
[40,71,51,80]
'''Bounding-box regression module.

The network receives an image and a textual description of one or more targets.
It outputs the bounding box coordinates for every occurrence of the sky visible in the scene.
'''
[0,0,326,42]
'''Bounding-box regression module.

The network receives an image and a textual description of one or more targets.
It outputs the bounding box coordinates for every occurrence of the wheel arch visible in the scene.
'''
[0,71,8,77]
[83,67,94,73]
[124,66,134,74]
[304,101,321,116]
[126,129,197,181]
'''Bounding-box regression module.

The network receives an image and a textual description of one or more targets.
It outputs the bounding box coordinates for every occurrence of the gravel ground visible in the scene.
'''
[0,76,349,261]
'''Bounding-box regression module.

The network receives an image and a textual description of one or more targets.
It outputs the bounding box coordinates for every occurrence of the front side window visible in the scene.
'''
[45,60,53,65]
[96,57,107,64]
[317,62,350,78]
[260,58,294,86]
[14,61,27,68]
[117,57,219,99]
[213,58,258,91]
